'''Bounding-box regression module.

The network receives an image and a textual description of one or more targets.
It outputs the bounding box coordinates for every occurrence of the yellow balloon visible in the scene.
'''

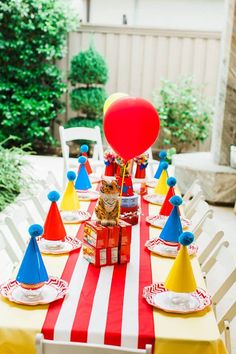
[103,92,129,115]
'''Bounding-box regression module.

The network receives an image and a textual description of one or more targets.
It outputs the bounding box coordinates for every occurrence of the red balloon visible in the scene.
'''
[104,97,160,161]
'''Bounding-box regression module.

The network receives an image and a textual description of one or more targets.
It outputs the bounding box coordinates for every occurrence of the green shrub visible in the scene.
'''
[69,46,108,85]
[70,87,107,116]
[153,78,213,153]
[0,138,32,211]
[68,45,108,126]
[0,0,78,149]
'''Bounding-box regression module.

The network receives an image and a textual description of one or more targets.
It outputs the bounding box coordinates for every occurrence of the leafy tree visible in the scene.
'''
[153,78,213,153]
[68,45,108,131]
[0,0,78,149]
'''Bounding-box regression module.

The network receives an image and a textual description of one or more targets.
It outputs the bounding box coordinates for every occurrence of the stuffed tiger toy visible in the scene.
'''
[95,178,119,226]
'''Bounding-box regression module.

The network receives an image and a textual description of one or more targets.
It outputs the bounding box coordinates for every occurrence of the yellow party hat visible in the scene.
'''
[60,171,80,211]
[165,232,197,293]
[154,162,169,195]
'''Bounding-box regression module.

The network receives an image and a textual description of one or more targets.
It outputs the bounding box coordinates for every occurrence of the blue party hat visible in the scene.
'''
[75,156,92,190]
[159,196,183,243]
[154,152,168,179]
[16,225,49,285]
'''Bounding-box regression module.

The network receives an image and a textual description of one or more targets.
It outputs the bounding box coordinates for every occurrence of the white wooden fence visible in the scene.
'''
[56,24,221,150]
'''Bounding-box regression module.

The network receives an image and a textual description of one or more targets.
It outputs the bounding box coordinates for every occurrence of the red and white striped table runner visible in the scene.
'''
[42,196,155,349]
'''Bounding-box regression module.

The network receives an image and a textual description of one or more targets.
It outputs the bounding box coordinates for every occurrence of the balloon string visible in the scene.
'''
[117,162,128,222]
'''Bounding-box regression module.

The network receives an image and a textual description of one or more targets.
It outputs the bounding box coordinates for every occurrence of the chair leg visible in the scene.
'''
[224,320,231,354]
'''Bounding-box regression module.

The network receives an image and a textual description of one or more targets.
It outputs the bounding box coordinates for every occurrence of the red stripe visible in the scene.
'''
[41,193,99,340]
[138,197,155,349]
[104,264,127,346]
[70,265,101,342]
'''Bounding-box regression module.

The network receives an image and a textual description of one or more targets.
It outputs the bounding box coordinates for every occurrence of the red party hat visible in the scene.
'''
[79,144,92,175]
[43,191,66,241]
[159,177,177,216]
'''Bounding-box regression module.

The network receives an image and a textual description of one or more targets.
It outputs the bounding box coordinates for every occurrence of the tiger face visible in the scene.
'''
[100,178,119,195]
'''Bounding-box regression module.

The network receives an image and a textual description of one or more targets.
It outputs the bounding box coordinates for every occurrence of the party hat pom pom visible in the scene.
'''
[67,171,76,181]
[28,224,43,238]
[80,144,88,153]
[78,156,87,164]
[159,150,167,159]
[179,231,194,246]
[167,176,176,187]
[170,195,182,206]
[161,161,169,170]
[48,191,60,202]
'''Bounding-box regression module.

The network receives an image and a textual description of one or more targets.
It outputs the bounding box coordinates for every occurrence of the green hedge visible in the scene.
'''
[68,46,108,128]
[69,46,108,85]
[0,0,78,148]
[70,87,107,116]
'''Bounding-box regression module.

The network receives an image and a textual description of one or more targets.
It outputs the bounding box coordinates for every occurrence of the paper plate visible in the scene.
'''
[60,210,91,224]
[143,194,165,205]
[145,179,157,188]
[0,277,68,306]
[145,238,198,258]
[146,214,191,229]
[38,236,82,255]
[76,190,99,201]
[143,282,211,314]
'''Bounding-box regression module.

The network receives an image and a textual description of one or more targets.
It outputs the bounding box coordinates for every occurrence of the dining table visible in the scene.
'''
[0,181,228,354]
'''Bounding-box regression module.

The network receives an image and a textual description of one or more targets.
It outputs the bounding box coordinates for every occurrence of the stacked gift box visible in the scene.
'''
[83,220,132,267]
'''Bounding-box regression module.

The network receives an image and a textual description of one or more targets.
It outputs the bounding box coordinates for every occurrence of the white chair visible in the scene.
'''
[189,199,214,236]
[201,242,236,306]
[29,193,49,222]
[217,299,236,354]
[36,333,152,354]
[4,202,35,252]
[0,229,21,283]
[37,171,62,194]
[182,179,204,218]
[59,125,104,187]
[195,216,224,266]
[201,243,236,354]
[145,148,158,178]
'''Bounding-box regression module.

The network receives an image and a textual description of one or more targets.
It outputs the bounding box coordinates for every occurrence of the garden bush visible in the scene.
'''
[153,78,213,153]
[68,45,108,129]
[0,138,32,212]
[0,0,78,149]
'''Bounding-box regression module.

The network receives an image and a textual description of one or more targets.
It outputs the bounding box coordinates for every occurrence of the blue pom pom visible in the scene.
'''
[170,195,182,206]
[67,171,76,181]
[78,156,87,164]
[80,144,88,153]
[159,150,167,159]
[167,177,176,187]
[28,224,43,238]
[161,161,168,170]
[179,232,194,246]
[48,191,60,202]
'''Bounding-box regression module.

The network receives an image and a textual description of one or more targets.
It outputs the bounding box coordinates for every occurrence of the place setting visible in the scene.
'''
[146,176,191,229]
[146,150,168,188]
[75,156,99,201]
[145,195,197,258]
[143,231,211,314]
[60,170,91,224]
[0,225,69,306]
[37,190,82,254]
[143,161,169,205]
